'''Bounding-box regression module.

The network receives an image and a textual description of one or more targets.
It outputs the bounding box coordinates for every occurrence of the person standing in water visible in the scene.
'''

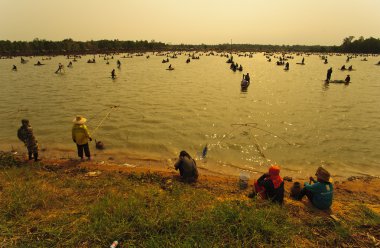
[245,73,250,83]
[111,69,116,79]
[12,65,17,71]
[55,63,64,73]
[326,67,333,82]
[72,116,92,161]
[17,119,39,161]
[284,62,289,70]
[117,60,121,69]
[345,75,351,83]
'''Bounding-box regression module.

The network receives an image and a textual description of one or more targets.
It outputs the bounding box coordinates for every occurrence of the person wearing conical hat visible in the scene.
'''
[297,167,333,210]
[250,165,284,204]
[72,116,92,161]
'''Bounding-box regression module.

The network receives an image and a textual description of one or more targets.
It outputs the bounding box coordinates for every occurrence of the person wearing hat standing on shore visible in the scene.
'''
[17,119,39,161]
[250,165,284,204]
[72,116,92,161]
[297,167,333,210]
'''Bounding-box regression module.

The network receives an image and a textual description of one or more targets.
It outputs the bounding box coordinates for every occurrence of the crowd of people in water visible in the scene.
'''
[325,67,351,84]
[8,51,378,213]
[8,51,375,87]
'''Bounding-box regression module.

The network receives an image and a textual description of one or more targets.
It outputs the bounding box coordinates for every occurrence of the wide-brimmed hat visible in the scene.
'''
[315,167,331,182]
[73,115,87,124]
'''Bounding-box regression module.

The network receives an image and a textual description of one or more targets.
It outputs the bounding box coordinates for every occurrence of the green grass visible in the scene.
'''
[0,165,296,247]
[80,193,294,247]
[358,205,380,225]
[0,151,22,168]
[1,155,379,247]
[298,203,380,247]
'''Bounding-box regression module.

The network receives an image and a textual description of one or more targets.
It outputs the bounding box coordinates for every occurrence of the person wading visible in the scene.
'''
[72,115,92,161]
[326,67,333,82]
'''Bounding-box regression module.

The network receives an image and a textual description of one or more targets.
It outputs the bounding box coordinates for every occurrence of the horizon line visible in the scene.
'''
[3,37,376,47]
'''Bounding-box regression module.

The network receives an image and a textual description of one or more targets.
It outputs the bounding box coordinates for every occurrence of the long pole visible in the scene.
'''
[91,105,119,135]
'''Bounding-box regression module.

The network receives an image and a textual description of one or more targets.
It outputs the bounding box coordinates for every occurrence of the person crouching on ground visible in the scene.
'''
[297,167,333,210]
[17,119,40,161]
[72,115,92,161]
[251,165,284,204]
[174,151,199,182]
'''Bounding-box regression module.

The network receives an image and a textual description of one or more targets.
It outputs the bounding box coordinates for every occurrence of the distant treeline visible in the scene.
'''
[0,36,379,56]
[340,36,380,54]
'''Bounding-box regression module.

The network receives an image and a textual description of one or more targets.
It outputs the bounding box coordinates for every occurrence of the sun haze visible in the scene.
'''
[0,0,379,45]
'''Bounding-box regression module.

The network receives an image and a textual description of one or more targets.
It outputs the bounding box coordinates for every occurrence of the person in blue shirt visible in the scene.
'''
[298,167,333,210]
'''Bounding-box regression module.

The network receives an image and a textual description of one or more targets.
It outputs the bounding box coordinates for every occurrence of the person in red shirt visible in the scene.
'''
[250,165,284,204]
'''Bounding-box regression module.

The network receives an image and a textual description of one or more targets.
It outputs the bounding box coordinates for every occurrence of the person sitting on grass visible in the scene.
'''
[249,165,284,204]
[174,151,198,182]
[297,167,333,210]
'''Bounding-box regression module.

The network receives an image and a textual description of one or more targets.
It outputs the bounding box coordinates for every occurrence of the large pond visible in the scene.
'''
[0,53,379,177]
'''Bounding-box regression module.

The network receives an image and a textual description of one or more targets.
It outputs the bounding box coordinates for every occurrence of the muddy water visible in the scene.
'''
[0,53,379,177]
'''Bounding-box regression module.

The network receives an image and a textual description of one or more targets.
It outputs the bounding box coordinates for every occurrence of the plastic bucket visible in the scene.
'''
[239,172,250,189]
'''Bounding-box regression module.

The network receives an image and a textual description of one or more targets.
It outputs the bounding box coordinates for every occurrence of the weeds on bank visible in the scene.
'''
[300,204,380,247]
[0,161,297,247]
[357,205,380,225]
[80,192,294,247]
[0,151,22,168]
[0,156,379,247]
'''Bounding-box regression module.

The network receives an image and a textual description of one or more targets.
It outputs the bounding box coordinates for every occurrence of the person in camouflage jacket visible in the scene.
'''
[17,119,39,161]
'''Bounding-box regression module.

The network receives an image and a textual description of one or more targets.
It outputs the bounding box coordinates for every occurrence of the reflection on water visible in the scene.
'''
[0,53,379,177]
[322,81,329,91]
[240,87,249,93]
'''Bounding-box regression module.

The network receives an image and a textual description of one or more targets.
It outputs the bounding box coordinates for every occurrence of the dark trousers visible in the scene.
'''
[28,151,38,161]
[76,143,90,158]
[298,188,314,202]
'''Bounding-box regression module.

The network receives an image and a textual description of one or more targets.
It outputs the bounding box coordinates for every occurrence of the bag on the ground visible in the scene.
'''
[290,182,302,199]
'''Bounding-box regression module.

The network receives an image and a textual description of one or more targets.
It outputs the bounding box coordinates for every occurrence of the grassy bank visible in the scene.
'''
[0,152,379,247]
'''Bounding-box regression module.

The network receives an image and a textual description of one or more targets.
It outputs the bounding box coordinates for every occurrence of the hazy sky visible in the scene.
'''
[0,0,379,45]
